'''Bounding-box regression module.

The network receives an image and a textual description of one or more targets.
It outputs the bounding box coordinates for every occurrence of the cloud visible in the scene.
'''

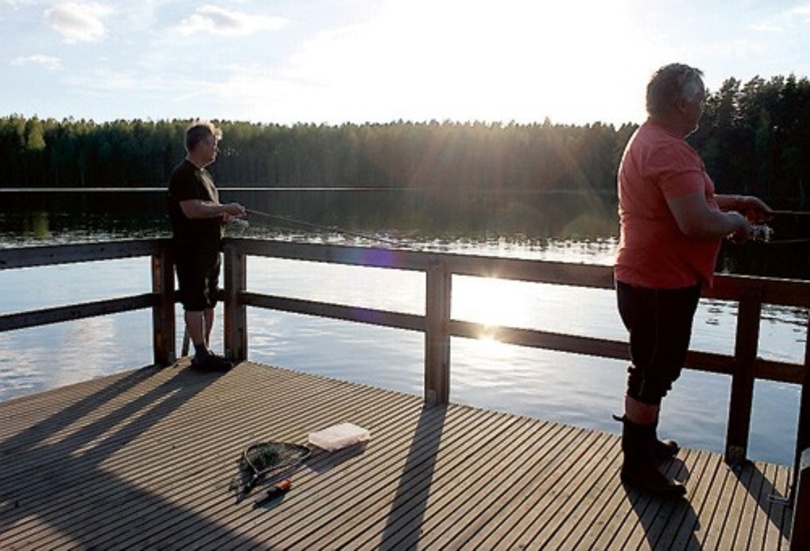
[749,3,810,32]
[12,54,61,70]
[44,2,112,42]
[176,4,287,36]
[785,4,810,26]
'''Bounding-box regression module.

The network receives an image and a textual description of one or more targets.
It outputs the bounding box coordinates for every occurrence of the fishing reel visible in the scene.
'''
[226,217,250,233]
[727,223,773,244]
[750,224,774,242]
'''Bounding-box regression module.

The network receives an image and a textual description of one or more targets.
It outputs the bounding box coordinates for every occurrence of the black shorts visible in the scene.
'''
[616,281,701,405]
[175,251,221,311]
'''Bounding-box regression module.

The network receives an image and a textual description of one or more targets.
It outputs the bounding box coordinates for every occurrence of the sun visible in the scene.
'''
[452,275,531,343]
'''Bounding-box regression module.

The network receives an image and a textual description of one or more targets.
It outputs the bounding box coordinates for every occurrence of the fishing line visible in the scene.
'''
[737,224,810,244]
[243,208,405,247]
[763,238,810,245]
[761,210,810,243]
[772,210,810,216]
[239,209,810,248]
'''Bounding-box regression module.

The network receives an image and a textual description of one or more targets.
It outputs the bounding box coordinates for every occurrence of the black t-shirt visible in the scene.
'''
[168,159,223,257]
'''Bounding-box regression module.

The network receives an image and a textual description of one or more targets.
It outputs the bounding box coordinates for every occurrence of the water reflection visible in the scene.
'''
[21,211,51,240]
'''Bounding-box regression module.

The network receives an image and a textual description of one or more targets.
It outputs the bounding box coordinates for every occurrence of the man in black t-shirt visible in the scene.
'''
[168,121,245,371]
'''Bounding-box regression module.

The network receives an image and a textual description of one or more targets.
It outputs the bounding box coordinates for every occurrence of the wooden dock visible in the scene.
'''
[0,361,793,549]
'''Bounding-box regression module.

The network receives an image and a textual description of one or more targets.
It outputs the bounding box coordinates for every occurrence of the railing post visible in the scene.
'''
[791,448,810,549]
[724,286,762,466]
[151,240,176,366]
[792,321,810,503]
[425,259,451,405]
[223,241,247,363]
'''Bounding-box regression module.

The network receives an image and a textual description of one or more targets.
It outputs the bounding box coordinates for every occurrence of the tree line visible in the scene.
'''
[2,74,809,209]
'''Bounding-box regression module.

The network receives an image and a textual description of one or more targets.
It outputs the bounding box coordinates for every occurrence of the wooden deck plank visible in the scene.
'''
[424,416,563,546]
[548,431,624,548]
[163,377,478,548]
[406,414,551,547]
[3,366,362,548]
[120,370,421,549]
[341,410,525,550]
[750,460,791,551]
[0,361,794,549]
[524,430,617,547]
[649,448,714,548]
[317,410,526,548]
[267,407,497,548]
[620,448,696,550]
[188,399,436,548]
[1,366,358,546]
[423,416,563,547]
[517,430,616,547]
[701,454,745,549]
[762,460,793,551]
[5,367,409,548]
[730,461,766,549]
[466,423,584,548]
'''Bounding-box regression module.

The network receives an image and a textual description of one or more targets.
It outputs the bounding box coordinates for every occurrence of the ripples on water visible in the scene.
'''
[0,218,803,466]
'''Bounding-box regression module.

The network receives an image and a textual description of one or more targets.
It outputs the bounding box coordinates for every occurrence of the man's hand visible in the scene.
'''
[727,211,753,244]
[739,196,773,224]
[223,202,246,217]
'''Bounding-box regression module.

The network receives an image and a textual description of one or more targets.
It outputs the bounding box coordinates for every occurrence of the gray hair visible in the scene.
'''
[646,63,705,117]
[185,120,222,152]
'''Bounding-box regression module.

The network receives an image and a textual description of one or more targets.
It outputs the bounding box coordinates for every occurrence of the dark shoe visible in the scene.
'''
[212,354,234,371]
[191,354,233,372]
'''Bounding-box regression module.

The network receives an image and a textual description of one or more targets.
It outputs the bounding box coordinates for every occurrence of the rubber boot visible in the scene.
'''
[620,417,686,497]
[651,417,679,462]
[614,414,679,463]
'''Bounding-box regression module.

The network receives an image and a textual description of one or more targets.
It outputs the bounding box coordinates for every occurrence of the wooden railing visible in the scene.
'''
[1,237,810,531]
[0,239,177,367]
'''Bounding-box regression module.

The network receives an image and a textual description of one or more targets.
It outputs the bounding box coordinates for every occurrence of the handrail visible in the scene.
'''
[794,448,810,548]
[0,238,176,366]
[223,238,808,387]
[1,237,809,526]
[0,239,161,269]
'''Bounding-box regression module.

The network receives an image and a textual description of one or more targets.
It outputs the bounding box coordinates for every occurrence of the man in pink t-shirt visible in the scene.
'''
[614,63,772,497]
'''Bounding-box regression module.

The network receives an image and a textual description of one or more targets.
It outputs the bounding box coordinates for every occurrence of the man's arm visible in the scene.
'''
[715,194,773,223]
[179,200,245,220]
[667,191,749,240]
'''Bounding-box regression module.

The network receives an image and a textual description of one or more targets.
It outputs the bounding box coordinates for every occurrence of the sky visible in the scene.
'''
[1,0,809,127]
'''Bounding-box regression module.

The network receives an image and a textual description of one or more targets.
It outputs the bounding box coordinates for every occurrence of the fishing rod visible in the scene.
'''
[760,210,810,243]
[242,208,405,247]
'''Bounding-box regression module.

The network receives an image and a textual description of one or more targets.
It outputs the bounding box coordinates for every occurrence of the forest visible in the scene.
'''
[2,74,810,212]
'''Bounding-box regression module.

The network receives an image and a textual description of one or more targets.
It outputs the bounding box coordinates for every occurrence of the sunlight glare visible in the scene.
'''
[453,275,531,343]
[235,0,657,125]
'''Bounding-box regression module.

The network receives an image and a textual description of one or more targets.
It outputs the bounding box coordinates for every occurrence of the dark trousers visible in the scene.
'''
[616,281,701,406]
[175,251,221,312]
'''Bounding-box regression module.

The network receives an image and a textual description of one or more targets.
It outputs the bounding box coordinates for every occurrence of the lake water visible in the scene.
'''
[0,205,805,467]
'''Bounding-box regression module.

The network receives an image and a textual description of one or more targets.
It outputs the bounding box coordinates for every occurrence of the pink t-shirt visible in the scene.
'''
[615,121,722,288]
